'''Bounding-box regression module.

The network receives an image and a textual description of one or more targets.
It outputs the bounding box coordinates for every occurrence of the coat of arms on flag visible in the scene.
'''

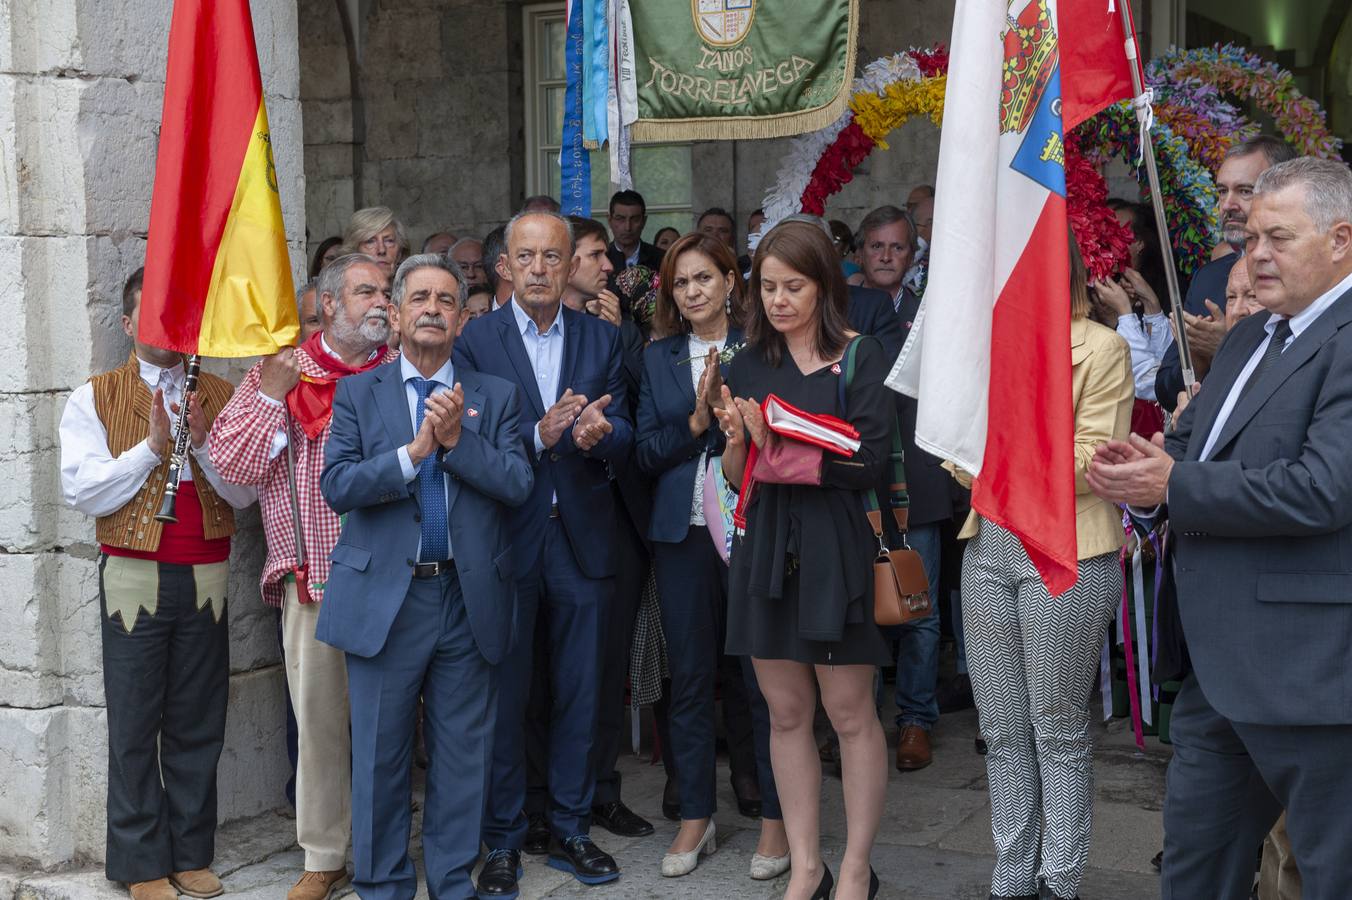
[1001,0,1066,195]
[693,0,755,48]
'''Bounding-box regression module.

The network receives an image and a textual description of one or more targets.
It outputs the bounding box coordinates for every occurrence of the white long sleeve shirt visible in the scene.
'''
[60,356,256,517]
[1115,312,1174,401]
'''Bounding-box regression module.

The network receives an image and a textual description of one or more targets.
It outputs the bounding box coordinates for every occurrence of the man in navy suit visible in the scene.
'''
[1089,157,1352,900]
[455,211,633,897]
[318,253,533,899]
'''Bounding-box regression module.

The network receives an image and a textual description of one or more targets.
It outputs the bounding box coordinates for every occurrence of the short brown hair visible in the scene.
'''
[745,221,851,366]
[654,233,745,338]
[567,215,609,248]
[122,267,145,318]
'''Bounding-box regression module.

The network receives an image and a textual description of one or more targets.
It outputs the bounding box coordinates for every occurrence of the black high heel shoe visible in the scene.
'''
[809,865,834,900]
[869,866,880,900]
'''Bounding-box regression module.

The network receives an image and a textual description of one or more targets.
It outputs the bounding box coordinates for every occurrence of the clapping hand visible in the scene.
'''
[148,387,171,457]
[539,389,588,449]
[425,383,465,449]
[585,289,622,327]
[712,385,745,450]
[733,396,768,448]
[171,393,207,451]
[1182,300,1227,376]
[1086,432,1173,507]
[688,347,722,437]
[574,394,614,451]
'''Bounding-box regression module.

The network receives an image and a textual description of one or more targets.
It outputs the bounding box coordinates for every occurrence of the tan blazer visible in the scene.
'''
[956,317,1135,560]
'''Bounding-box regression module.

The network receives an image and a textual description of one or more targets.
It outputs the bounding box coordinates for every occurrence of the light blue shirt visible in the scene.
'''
[1198,268,1352,461]
[395,353,455,561]
[510,299,566,454]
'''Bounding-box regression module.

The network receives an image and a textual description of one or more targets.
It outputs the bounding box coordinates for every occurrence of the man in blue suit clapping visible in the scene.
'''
[319,253,533,899]
[456,211,633,897]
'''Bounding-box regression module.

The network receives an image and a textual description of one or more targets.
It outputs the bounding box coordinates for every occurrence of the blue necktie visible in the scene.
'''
[412,378,450,561]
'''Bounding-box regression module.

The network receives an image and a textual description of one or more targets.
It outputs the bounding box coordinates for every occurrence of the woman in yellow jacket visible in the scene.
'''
[955,238,1134,900]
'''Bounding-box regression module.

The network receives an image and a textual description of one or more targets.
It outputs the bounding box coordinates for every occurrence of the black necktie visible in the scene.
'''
[1238,319,1293,401]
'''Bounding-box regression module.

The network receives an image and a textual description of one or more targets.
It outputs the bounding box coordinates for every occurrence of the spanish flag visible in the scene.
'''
[138,0,298,357]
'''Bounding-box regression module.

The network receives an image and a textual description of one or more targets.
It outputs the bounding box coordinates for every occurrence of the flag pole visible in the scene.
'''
[1117,5,1195,392]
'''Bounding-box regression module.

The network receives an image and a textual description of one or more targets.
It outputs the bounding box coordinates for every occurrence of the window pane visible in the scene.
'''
[631,145,693,208]
[645,211,693,245]
[545,151,562,200]
[541,17,566,81]
[545,86,566,144]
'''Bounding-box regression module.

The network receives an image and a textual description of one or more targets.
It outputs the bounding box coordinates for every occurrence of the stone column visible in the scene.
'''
[0,0,304,870]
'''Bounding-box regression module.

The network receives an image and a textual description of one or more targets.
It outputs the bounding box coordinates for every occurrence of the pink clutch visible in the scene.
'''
[750,434,823,485]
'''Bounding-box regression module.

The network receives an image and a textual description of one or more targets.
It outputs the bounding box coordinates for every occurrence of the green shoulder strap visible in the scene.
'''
[840,336,909,519]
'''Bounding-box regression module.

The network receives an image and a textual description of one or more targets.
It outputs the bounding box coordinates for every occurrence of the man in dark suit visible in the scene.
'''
[456,211,634,897]
[1155,136,1297,409]
[318,253,533,899]
[1088,157,1352,900]
[605,189,665,275]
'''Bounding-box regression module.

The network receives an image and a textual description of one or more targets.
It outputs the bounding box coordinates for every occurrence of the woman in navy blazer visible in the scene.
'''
[636,234,786,880]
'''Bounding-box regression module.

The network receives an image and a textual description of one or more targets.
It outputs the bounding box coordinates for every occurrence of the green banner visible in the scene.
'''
[628,0,859,141]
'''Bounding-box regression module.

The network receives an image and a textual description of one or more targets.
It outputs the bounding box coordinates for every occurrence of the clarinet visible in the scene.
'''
[155,354,202,524]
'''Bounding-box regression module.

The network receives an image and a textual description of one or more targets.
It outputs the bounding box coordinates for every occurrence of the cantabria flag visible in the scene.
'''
[139,0,298,358]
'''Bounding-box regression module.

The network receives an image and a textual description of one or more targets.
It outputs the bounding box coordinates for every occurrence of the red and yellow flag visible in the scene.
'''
[139,0,298,357]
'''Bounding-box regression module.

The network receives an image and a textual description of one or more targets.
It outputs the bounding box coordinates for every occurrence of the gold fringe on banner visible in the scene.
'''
[630,0,860,144]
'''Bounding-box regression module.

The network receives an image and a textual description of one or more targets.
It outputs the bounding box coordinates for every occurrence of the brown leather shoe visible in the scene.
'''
[169,869,222,899]
[287,869,351,900]
[895,724,933,771]
[128,879,178,900]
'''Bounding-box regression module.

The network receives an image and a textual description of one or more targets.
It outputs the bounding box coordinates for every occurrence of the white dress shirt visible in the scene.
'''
[510,299,566,454]
[60,356,256,517]
[1198,268,1352,461]
[1116,312,1174,401]
[394,353,455,561]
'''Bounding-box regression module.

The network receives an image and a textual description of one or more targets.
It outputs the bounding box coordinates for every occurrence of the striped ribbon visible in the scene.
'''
[561,0,591,216]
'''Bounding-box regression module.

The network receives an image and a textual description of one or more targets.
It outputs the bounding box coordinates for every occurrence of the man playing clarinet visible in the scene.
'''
[58,267,257,900]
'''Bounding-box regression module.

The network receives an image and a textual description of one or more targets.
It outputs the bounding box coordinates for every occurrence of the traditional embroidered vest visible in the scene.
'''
[91,355,237,552]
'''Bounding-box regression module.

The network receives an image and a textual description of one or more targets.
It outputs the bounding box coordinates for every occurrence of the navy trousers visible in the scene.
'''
[1162,674,1352,900]
[653,530,780,820]
[347,569,495,900]
[484,519,610,847]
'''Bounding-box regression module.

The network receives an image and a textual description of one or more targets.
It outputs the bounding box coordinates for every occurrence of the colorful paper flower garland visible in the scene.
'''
[1152,44,1343,160]
[1079,104,1219,276]
[761,49,947,228]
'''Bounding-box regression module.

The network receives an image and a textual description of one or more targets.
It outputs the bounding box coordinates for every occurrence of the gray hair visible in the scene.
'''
[778,213,834,239]
[856,205,918,253]
[1254,157,1352,233]
[295,278,317,308]
[448,236,483,258]
[503,210,575,255]
[392,253,468,308]
[342,206,410,258]
[1225,134,1298,169]
[317,253,382,308]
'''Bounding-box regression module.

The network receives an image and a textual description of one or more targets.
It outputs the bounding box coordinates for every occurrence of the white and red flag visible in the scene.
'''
[887,0,1134,595]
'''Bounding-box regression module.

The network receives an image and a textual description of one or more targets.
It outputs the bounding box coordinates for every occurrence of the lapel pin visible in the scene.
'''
[467,408,480,417]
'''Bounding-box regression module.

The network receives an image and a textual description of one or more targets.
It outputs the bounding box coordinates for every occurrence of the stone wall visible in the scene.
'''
[300,0,956,257]
[0,0,304,870]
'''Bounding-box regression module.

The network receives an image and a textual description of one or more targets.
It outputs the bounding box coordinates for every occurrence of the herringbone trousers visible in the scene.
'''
[961,521,1120,898]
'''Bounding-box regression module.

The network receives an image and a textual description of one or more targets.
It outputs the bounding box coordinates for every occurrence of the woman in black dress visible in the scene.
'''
[714,221,893,900]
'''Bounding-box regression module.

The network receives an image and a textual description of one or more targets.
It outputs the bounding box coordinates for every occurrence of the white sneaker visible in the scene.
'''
[660,820,717,877]
[749,851,791,880]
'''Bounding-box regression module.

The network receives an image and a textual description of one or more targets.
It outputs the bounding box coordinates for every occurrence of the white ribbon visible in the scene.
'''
[1132,88,1154,166]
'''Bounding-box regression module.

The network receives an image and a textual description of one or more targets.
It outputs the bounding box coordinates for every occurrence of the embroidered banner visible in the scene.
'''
[561,0,592,216]
[628,0,859,141]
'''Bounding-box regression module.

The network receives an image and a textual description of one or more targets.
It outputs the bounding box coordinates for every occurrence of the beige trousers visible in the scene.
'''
[1258,812,1302,900]
[281,582,351,871]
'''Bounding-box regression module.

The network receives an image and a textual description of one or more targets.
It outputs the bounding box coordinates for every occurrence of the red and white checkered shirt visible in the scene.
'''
[210,345,397,606]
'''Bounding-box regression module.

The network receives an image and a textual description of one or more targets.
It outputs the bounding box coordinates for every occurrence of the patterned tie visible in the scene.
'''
[412,378,450,561]
[1237,319,1293,402]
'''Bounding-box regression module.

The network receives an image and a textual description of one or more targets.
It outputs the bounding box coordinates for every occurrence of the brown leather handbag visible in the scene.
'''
[867,510,932,626]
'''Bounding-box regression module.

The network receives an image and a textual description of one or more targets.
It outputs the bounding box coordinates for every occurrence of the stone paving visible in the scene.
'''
[1,706,1171,899]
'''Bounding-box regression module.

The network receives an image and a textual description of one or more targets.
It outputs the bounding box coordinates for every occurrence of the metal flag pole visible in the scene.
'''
[1116,4,1196,392]
[283,411,313,604]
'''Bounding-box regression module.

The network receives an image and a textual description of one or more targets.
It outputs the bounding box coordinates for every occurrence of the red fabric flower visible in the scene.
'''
[1064,132,1133,281]
[800,122,877,215]
[912,44,950,78]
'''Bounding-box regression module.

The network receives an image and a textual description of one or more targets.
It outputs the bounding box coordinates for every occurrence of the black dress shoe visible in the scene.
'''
[810,866,833,900]
[591,800,654,837]
[731,774,762,818]
[476,849,522,899]
[662,779,680,822]
[869,867,880,900]
[523,814,550,856]
[547,834,620,885]
[976,735,989,755]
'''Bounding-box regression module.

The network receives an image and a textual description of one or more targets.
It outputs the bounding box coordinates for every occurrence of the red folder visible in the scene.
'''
[732,394,860,530]
[761,394,860,455]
